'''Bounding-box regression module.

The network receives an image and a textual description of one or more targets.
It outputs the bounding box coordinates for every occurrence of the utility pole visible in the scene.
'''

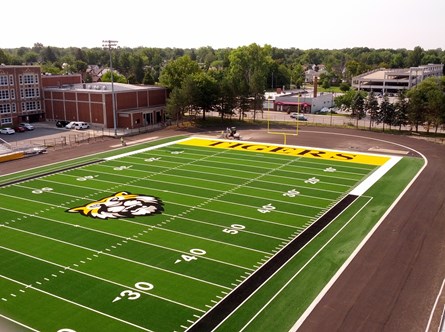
[102,40,118,136]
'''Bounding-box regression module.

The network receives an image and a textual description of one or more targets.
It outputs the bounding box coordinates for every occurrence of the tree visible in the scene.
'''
[364,91,379,130]
[377,94,392,132]
[0,49,10,64]
[406,77,445,133]
[350,92,366,127]
[424,80,445,133]
[41,46,57,63]
[407,46,424,67]
[213,70,238,120]
[393,91,409,131]
[158,55,200,90]
[290,63,305,88]
[339,82,350,92]
[166,86,192,126]
[101,70,127,83]
[184,72,219,121]
[228,43,273,120]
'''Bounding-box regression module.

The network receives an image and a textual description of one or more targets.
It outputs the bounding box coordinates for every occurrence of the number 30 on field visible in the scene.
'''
[112,281,154,303]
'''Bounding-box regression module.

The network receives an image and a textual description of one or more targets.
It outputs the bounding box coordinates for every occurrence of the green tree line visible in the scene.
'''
[1,44,444,131]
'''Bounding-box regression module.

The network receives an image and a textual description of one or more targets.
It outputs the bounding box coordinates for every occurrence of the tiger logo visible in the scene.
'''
[67,192,163,219]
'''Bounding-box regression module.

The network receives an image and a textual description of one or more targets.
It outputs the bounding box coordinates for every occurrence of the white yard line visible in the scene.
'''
[0,245,205,312]
[0,211,231,290]
[0,274,154,331]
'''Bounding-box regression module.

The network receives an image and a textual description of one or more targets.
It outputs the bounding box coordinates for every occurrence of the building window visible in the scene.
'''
[20,74,38,85]
[0,75,8,86]
[20,88,40,99]
[0,90,9,100]
[10,89,15,100]
[22,101,41,112]
[9,75,14,85]
[1,117,12,124]
[0,104,11,114]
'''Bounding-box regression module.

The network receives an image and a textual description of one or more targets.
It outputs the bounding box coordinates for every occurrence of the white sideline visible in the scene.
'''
[104,137,190,161]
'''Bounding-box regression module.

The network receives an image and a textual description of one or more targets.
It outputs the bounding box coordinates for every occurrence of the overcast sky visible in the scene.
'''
[3,0,444,50]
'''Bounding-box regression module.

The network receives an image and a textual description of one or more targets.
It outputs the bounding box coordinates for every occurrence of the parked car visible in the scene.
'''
[289,113,308,121]
[19,122,34,130]
[315,107,330,114]
[56,120,70,128]
[0,127,15,135]
[66,121,89,130]
[13,125,26,132]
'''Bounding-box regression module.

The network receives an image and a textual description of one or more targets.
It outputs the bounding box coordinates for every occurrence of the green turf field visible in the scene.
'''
[0,136,424,332]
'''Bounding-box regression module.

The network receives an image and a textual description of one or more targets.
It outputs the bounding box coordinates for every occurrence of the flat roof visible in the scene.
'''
[44,82,164,92]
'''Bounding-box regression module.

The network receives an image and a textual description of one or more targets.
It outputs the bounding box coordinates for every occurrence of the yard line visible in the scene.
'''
[85,160,345,195]
[0,212,231,290]
[136,148,373,174]
[0,274,154,332]
[3,185,286,259]
[0,245,205,313]
[0,202,254,271]
[37,175,314,225]
[161,214,289,241]
[59,174,317,218]
[95,162,339,202]
[99,158,354,188]
[117,219,271,255]
[0,199,254,271]
[0,314,39,332]
[70,166,339,208]
[72,168,327,211]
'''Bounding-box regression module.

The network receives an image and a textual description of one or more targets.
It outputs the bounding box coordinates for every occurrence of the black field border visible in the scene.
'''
[188,193,359,332]
[0,160,103,187]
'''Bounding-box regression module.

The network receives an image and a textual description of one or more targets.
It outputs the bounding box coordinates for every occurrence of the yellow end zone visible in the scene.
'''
[178,138,391,166]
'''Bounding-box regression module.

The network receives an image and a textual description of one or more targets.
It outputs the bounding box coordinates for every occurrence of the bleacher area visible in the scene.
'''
[0,138,47,163]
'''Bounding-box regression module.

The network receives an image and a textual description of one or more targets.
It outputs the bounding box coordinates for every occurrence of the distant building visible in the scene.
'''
[0,65,44,126]
[42,74,167,129]
[272,77,334,113]
[352,64,444,94]
[305,64,327,83]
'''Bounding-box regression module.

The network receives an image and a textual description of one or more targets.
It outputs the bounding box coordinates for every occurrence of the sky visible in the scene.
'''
[3,0,444,51]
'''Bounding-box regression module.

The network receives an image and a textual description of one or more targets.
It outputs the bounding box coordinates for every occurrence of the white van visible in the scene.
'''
[66,121,89,130]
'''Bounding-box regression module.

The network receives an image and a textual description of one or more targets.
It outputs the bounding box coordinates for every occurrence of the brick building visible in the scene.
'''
[0,66,167,130]
[0,65,44,127]
[42,74,167,130]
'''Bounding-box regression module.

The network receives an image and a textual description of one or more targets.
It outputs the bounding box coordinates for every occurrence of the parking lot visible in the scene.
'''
[0,122,107,151]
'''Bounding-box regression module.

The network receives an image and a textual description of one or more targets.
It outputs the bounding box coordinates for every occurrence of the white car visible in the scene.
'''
[289,113,308,121]
[19,122,34,130]
[66,121,89,130]
[0,127,15,134]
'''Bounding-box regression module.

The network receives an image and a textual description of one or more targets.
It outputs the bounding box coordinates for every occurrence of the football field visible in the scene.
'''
[0,136,422,332]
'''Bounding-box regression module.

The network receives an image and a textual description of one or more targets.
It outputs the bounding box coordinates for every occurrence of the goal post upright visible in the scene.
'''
[266,94,299,145]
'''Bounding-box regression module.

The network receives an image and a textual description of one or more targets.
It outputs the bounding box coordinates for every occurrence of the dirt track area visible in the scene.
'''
[1,125,444,332]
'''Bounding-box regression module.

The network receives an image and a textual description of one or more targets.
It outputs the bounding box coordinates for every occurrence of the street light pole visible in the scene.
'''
[102,40,118,136]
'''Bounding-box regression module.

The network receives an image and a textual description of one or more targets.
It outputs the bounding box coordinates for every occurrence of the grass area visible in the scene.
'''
[0,136,424,331]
